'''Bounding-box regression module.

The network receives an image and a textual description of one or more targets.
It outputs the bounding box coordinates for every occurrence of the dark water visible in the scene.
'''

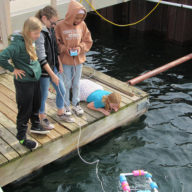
[4,16,192,192]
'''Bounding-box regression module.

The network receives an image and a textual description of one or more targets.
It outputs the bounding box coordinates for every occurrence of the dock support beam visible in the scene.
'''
[0,0,12,74]
[51,0,57,9]
[0,0,12,50]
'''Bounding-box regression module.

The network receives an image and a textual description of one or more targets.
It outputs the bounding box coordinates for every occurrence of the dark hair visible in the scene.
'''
[35,6,58,20]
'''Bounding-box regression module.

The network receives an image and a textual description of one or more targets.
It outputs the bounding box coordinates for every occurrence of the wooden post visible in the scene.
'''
[0,0,12,74]
[51,0,57,9]
[0,0,12,50]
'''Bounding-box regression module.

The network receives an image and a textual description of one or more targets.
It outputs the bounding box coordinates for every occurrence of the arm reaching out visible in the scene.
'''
[87,102,110,116]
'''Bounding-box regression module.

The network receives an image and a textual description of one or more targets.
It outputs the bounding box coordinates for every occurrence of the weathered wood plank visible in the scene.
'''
[46,116,71,136]
[0,101,17,124]
[45,102,77,132]
[0,137,19,161]
[0,124,29,155]
[82,66,148,99]
[47,99,89,129]
[0,152,8,165]
[47,90,96,124]
[0,96,148,187]
[80,102,104,119]
[0,91,17,113]
[0,83,15,101]
[0,101,52,145]
[0,112,38,146]
[0,76,62,142]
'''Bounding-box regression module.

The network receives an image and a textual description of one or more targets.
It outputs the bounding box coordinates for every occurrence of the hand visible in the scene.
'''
[67,48,71,56]
[74,47,81,54]
[51,74,59,86]
[102,109,110,116]
[59,64,63,74]
[13,68,25,79]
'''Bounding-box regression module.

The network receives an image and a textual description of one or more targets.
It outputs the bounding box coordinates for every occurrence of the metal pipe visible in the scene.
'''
[128,53,192,85]
[146,0,192,10]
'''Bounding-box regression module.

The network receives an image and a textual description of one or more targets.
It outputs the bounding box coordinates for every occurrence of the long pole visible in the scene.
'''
[146,0,192,10]
[128,53,192,86]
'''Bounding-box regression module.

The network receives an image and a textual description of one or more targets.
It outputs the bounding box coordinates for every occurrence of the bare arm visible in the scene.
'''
[43,63,59,86]
[58,56,63,73]
[87,102,110,116]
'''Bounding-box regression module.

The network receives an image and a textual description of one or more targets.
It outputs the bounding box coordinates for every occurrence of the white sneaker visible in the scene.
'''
[57,114,75,123]
[41,118,55,130]
[72,103,84,116]
[64,106,72,116]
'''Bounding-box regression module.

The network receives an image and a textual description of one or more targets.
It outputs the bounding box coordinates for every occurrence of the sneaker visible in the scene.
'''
[41,118,55,130]
[72,103,84,116]
[30,124,50,134]
[57,114,75,123]
[19,139,38,150]
[64,106,72,116]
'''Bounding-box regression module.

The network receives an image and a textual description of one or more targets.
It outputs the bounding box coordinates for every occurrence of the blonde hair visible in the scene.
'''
[35,6,58,20]
[22,17,42,61]
[103,92,121,111]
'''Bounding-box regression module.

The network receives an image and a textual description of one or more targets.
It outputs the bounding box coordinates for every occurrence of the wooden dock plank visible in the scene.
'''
[82,66,148,99]
[47,94,96,124]
[0,137,19,161]
[0,83,15,101]
[46,116,70,136]
[0,84,70,137]
[0,112,38,146]
[0,91,17,113]
[0,79,62,142]
[0,101,52,145]
[0,153,8,165]
[0,124,29,155]
[80,102,104,119]
[45,102,77,132]
[0,95,148,187]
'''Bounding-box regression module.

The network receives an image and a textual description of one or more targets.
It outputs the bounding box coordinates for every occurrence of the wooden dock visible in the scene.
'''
[0,66,149,187]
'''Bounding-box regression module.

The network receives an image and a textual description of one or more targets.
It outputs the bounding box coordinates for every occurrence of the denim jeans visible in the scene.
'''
[39,67,65,114]
[62,64,83,106]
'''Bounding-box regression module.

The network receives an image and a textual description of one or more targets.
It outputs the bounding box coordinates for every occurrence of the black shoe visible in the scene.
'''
[20,139,38,150]
[30,123,50,134]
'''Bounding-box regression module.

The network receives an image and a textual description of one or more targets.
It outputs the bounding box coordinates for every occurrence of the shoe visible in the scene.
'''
[64,106,72,116]
[30,124,50,134]
[57,114,75,123]
[72,103,84,116]
[41,118,55,130]
[19,139,38,150]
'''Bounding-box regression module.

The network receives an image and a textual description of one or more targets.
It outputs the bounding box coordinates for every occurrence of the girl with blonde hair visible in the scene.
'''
[80,79,121,116]
[0,17,49,150]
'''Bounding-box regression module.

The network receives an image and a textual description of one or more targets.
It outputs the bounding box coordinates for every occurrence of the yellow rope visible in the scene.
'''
[80,0,162,27]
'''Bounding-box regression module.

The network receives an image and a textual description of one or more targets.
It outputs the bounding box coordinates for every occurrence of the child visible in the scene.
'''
[35,6,74,126]
[0,17,49,150]
[80,79,121,116]
[55,0,93,116]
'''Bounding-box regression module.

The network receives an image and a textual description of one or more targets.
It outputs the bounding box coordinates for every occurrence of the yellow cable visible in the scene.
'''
[80,0,162,27]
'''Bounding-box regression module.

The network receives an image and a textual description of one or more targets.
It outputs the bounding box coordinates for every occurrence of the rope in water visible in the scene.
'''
[56,59,106,192]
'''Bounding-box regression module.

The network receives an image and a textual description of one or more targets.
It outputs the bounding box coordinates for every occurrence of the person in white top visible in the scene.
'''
[80,79,121,116]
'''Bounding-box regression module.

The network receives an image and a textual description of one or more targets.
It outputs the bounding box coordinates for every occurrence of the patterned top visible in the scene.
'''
[80,79,104,101]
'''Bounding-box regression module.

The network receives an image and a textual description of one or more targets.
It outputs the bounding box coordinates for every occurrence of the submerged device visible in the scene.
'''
[119,170,158,192]
[70,49,78,56]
